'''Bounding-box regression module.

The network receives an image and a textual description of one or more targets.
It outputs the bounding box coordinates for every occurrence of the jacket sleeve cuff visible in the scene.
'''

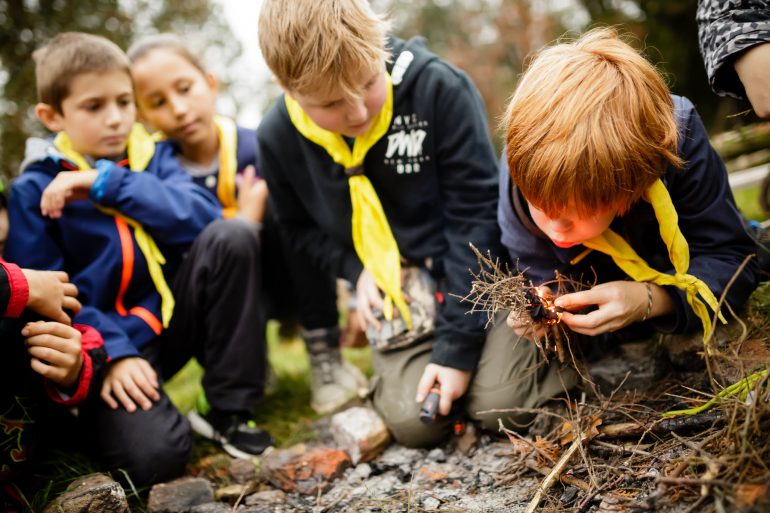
[45,349,93,406]
[4,262,29,318]
[90,159,121,204]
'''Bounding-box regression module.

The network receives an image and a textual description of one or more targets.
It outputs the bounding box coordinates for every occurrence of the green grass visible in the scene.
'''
[733,184,766,222]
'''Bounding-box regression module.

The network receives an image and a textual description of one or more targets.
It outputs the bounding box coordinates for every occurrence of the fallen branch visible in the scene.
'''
[598,411,723,438]
[524,432,585,513]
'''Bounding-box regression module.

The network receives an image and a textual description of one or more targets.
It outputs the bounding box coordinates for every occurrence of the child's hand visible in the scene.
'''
[355,269,384,331]
[237,165,269,224]
[40,170,98,218]
[415,363,471,416]
[101,357,160,412]
[734,42,770,118]
[554,281,668,336]
[22,269,81,324]
[22,321,83,389]
[506,286,553,339]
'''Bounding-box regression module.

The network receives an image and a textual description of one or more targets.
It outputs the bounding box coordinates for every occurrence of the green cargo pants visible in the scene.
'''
[369,313,578,447]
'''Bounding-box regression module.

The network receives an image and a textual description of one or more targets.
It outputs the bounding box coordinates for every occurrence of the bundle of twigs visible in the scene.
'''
[459,243,569,361]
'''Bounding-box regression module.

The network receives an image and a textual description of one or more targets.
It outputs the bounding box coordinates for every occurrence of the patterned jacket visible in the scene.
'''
[697,0,770,99]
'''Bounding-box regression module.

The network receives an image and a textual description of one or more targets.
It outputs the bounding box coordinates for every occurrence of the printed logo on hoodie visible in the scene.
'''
[384,113,429,175]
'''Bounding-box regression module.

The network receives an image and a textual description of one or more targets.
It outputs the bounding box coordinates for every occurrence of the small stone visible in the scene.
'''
[244,489,287,506]
[379,445,424,467]
[43,473,128,513]
[229,457,257,484]
[260,446,351,495]
[189,503,231,513]
[330,407,391,464]
[426,448,446,462]
[147,477,214,513]
[476,470,494,488]
[396,463,413,482]
[422,497,441,510]
[350,463,372,481]
[215,482,258,502]
[560,485,579,504]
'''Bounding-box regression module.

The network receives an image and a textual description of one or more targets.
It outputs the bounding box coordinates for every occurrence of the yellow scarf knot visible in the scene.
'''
[583,178,725,351]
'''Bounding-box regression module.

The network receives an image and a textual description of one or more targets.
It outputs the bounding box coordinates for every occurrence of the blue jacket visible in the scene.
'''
[498,95,759,335]
[258,36,503,370]
[6,138,222,359]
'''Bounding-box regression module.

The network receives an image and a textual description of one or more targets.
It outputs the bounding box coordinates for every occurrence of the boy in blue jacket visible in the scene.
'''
[6,32,272,486]
[499,29,758,363]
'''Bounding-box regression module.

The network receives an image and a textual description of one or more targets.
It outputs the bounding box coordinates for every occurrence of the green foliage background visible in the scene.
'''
[0,0,240,179]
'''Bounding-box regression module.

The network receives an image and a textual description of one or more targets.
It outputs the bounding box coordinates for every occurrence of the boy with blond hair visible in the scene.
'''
[500,29,758,352]
[257,0,574,446]
[6,32,273,486]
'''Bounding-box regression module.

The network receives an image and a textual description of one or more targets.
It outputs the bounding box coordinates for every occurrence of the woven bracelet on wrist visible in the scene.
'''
[641,282,653,322]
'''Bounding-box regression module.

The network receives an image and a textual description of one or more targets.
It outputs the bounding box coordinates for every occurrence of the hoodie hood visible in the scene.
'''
[386,36,439,100]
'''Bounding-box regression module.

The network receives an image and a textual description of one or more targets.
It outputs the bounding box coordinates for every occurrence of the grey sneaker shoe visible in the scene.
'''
[308,348,368,414]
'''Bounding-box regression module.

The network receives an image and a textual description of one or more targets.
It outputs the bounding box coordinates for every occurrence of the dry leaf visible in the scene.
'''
[734,484,769,507]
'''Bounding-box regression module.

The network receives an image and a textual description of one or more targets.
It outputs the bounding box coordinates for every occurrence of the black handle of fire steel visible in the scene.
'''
[419,384,441,424]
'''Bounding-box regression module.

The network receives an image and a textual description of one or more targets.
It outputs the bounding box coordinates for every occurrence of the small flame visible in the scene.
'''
[534,289,563,325]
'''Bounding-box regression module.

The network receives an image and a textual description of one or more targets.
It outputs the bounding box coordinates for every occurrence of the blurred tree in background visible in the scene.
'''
[378,0,755,151]
[0,0,240,179]
[1,0,760,179]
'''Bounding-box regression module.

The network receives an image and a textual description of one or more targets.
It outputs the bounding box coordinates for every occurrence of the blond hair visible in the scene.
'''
[128,33,206,75]
[34,32,131,113]
[503,28,684,217]
[258,0,391,98]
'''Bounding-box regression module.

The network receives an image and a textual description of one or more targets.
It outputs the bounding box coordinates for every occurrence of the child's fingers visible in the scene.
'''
[100,382,119,410]
[30,357,63,382]
[121,374,153,411]
[24,321,80,344]
[138,359,159,390]
[132,363,160,402]
[438,390,453,417]
[415,365,439,403]
[62,296,81,317]
[553,290,596,310]
[356,297,379,332]
[62,281,79,298]
[111,381,137,413]
[26,345,68,367]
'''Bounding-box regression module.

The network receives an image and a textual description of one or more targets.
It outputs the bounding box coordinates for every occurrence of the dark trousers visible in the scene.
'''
[80,219,268,487]
[261,201,339,330]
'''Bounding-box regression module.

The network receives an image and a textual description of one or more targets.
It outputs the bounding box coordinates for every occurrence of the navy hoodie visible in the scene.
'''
[498,95,759,335]
[258,36,502,370]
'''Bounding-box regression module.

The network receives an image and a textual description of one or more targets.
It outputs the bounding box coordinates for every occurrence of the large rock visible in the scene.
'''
[260,445,351,495]
[330,407,391,464]
[43,473,128,513]
[147,477,214,513]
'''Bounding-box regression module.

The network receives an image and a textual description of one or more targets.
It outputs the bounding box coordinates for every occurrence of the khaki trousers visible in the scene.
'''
[370,313,578,447]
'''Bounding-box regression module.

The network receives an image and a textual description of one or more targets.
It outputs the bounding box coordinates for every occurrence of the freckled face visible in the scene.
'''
[528,201,617,248]
[289,64,388,138]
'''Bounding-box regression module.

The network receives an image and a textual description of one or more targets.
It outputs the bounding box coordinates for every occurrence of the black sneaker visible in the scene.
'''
[188,409,274,459]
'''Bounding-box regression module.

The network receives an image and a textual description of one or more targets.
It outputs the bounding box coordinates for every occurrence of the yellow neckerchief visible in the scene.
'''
[214,115,238,218]
[53,124,175,327]
[284,74,411,329]
[582,179,726,349]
